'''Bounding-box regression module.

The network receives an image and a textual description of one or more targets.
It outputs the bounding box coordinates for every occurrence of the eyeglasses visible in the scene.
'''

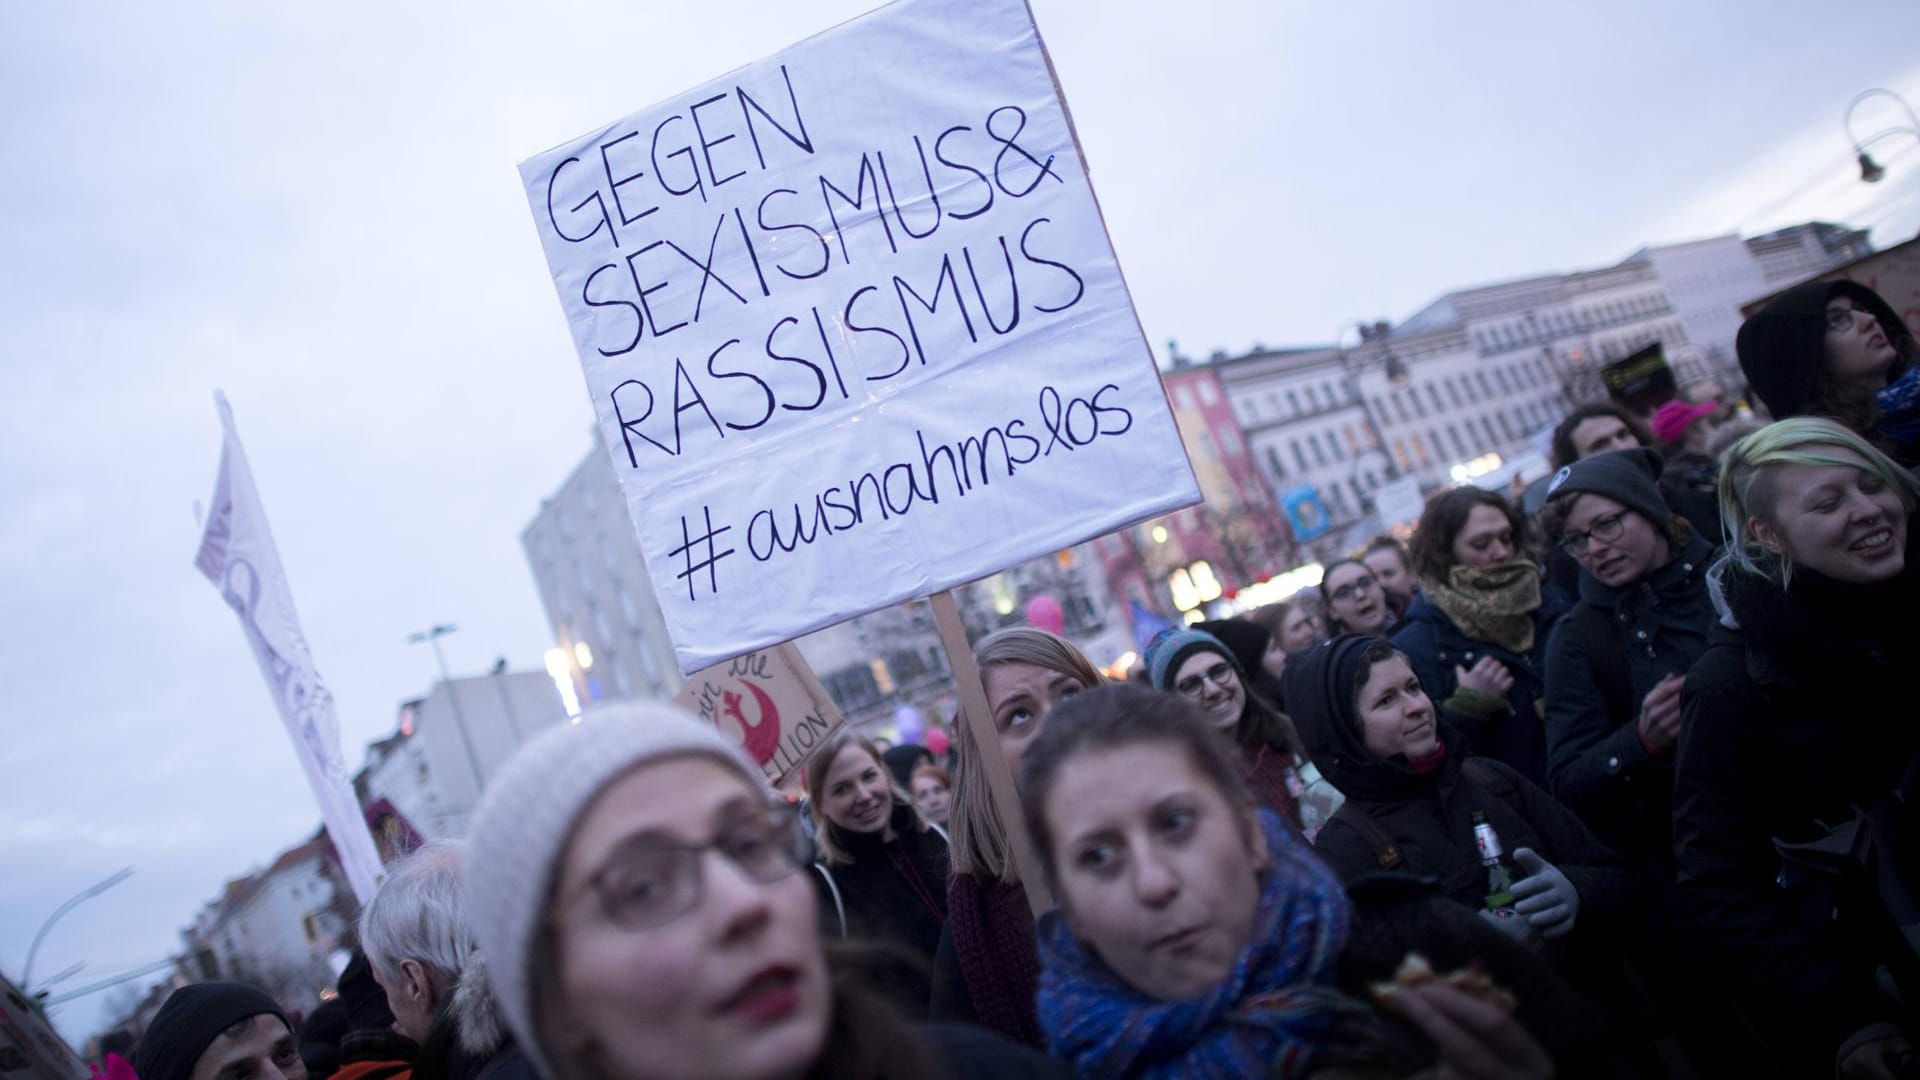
[1560,511,1627,556]
[569,809,812,930]
[1175,661,1235,697]
[1328,575,1378,603]
[1825,305,1865,333]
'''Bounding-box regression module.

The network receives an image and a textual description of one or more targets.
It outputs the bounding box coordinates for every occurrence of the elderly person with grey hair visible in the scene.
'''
[358,841,532,1080]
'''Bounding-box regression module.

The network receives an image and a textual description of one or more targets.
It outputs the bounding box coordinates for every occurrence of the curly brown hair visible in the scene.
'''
[1408,486,1528,583]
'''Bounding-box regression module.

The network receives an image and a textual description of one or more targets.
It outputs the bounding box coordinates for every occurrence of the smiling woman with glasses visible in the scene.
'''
[1143,626,1328,836]
[463,703,1066,1080]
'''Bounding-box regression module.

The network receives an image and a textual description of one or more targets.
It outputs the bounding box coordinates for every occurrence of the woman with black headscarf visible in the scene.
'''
[1737,279,1920,463]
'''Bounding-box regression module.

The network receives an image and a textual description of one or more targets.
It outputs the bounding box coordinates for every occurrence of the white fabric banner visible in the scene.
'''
[520,0,1200,673]
[194,393,385,905]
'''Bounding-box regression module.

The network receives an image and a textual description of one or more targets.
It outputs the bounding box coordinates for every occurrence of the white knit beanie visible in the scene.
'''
[462,700,768,1080]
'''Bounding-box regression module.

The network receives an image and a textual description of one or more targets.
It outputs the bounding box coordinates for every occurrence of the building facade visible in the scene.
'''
[179,834,353,1015]
[355,670,568,840]
[1092,360,1296,620]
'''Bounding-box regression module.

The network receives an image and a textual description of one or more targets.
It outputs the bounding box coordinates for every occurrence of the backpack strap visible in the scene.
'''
[1329,802,1403,870]
[812,862,848,938]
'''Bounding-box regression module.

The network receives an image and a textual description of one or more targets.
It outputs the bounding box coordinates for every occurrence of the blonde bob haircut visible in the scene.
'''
[947,627,1105,883]
[1718,416,1920,587]
[804,727,925,867]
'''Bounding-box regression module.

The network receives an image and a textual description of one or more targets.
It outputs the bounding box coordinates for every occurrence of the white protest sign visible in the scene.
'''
[520,0,1200,672]
[1372,476,1426,530]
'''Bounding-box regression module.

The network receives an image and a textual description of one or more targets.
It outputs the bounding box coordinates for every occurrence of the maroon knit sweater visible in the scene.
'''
[1240,742,1304,831]
[944,872,1044,1048]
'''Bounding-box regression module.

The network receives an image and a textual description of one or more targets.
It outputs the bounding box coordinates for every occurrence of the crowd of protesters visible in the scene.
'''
[120,283,1920,1078]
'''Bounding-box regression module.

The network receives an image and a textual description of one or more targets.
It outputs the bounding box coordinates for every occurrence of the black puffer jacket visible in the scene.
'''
[1391,586,1569,787]
[1284,637,1629,932]
[811,802,950,1008]
[1676,544,1920,1072]
[1544,529,1716,871]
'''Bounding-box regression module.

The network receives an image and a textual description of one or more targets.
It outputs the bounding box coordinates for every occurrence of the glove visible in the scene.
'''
[1476,907,1542,951]
[1510,847,1579,940]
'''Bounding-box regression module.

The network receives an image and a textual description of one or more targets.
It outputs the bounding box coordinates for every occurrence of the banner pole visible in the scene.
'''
[929,589,1053,915]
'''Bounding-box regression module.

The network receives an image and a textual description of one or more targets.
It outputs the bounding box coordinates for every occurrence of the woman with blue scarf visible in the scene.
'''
[1737,279,1920,465]
[1016,682,1598,1079]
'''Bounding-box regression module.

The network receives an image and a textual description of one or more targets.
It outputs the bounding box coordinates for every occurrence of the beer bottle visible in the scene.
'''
[1473,810,1516,910]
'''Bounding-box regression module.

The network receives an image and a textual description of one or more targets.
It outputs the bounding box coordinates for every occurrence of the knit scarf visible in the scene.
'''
[1421,559,1542,655]
[1878,364,1920,445]
[946,872,1045,1048]
[1035,811,1368,1079]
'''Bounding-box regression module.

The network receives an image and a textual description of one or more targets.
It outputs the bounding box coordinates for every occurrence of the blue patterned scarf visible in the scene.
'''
[1035,811,1368,1079]
[1877,364,1920,445]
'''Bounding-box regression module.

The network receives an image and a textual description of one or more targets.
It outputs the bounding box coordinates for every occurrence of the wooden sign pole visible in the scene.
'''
[929,589,1055,915]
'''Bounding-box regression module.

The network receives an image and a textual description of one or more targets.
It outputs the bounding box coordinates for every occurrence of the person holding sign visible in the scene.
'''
[806,729,951,1012]
[1020,683,1616,1079]
[934,627,1104,1047]
[462,703,1065,1080]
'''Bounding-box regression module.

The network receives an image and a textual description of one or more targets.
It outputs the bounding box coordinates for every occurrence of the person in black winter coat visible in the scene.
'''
[1536,402,1723,601]
[1285,635,1663,1068]
[1538,446,1770,1075]
[1678,418,1920,1078]
[1283,635,1629,948]
[1393,487,1569,787]
[1737,279,1920,464]
[1536,447,1717,873]
[806,728,951,1012]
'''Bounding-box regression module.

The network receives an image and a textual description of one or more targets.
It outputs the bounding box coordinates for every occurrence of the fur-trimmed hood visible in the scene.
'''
[450,952,507,1057]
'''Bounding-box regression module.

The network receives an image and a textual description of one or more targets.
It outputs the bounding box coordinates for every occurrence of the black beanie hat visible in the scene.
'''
[1196,619,1270,681]
[134,983,290,1080]
[1542,446,1671,534]
[1737,280,1911,419]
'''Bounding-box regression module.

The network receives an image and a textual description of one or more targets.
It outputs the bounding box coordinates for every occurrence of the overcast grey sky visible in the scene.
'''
[5,0,1919,1044]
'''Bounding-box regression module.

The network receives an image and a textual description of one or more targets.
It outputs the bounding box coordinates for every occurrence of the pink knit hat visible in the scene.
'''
[1651,399,1718,444]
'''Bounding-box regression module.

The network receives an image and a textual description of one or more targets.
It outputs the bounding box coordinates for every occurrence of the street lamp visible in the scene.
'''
[23,867,132,990]
[1333,321,1402,483]
[1846,88,1920,184]
[407,624,487,791]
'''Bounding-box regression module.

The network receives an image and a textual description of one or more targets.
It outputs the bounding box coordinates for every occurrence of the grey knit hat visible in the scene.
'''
[462,701,768,1080]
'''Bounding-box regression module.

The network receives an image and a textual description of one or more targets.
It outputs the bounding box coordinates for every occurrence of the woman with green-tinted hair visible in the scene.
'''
[1675,417,1920,1077]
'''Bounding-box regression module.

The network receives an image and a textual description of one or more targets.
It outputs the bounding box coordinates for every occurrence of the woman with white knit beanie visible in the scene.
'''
[461,701,1066,1080]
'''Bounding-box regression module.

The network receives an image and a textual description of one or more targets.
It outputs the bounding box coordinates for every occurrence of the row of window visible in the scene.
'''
[1169,377,1222,413]
[1369,355,1555,428]
[1233,378,1351,425]
[1263,395,1559,486]
[1596,322,1684,363]
[1473,292,1671,352]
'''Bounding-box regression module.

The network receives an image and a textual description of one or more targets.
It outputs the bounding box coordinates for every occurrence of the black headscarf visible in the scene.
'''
[133,983,289,1080]
[1281,635,1452,802]
[1737,279,1912,420]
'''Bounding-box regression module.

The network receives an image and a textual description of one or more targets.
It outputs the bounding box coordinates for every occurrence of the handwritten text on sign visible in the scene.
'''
[520,0,1199,672]
[673,646,843,786]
